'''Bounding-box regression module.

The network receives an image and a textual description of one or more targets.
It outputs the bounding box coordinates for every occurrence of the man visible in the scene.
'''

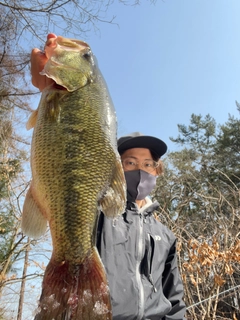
[30,34,186,319]
[97,132,186,320]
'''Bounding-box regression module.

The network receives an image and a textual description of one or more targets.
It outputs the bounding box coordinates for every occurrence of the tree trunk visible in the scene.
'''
[17,240,30,320]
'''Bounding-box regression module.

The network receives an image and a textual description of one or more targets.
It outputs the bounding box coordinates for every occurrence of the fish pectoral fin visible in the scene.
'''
[26,109,38,130]
[100,159,126,218]
[21,186,47,239]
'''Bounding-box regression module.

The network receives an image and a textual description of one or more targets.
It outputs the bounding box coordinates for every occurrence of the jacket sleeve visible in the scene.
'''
[162,240,186,320]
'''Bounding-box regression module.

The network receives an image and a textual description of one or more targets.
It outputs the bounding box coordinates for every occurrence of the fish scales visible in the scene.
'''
[22,36,126,319]
[34,90,118,261]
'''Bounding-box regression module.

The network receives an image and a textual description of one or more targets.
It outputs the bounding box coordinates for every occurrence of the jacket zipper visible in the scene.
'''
[136,213,144,320]
[148,274,157,293]
[147,234,157,293]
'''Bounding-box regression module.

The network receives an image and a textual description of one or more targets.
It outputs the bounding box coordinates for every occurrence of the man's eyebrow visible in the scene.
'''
[124,156,137,159]
[123,156,153,161]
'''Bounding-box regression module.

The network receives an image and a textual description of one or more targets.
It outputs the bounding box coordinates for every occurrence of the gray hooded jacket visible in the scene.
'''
[97,199,186,320]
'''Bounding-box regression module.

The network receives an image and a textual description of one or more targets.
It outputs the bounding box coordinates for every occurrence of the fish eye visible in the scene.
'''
[82,50,92,60]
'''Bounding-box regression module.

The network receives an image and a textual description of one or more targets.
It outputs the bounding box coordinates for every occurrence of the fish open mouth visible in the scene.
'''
[53,82,67,91]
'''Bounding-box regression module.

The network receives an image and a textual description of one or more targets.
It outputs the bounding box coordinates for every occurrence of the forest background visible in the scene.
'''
[0,0,239,319]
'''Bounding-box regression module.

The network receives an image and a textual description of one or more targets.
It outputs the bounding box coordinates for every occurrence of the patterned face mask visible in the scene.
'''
[124,169,157,201]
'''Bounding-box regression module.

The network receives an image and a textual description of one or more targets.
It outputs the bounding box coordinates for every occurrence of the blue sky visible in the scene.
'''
[76,0,240,152]
[29,0,240,153]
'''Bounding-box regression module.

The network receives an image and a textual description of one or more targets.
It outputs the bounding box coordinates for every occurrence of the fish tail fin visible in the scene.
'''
[34,247,112,320]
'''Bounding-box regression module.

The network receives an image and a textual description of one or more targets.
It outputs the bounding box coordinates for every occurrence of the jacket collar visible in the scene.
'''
[125,198,160,220]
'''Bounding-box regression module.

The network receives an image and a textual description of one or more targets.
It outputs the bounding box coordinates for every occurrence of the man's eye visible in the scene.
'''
[144,161,153,167]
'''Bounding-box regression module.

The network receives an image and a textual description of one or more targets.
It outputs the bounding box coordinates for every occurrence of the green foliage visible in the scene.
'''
[214,111,240,187]
[170,113,217,152]
[161,109,240,221]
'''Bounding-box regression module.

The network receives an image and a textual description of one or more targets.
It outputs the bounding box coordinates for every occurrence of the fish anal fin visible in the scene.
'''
[34,247,112,320]
[21,186,47,239]
[26,109,38,130]
[100,159,126,218]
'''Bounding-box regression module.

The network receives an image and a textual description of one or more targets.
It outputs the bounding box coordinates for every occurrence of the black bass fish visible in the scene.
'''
[21,36,126,320]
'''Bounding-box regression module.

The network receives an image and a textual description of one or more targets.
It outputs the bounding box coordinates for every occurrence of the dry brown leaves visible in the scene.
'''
[182,237,240,287]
